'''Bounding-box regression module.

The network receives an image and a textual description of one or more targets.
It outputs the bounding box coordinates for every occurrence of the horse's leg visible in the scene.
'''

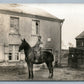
[28,62,34,79]
[48,62,53,78]
[27,62,31,79]
[30,63,34,79]
[46,62,53,78]
[50,62,53,78]
[46,62,50,78]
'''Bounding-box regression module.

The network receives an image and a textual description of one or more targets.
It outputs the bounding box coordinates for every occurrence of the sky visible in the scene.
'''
[20,4,84,49]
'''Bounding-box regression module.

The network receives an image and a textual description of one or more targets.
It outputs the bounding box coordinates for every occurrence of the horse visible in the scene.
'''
[19,38,54,79]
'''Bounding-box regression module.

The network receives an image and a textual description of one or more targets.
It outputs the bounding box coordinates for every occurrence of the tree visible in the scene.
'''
[68,42,74,47]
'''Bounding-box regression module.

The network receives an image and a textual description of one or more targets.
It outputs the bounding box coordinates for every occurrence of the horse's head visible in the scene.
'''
[19,38,29,52]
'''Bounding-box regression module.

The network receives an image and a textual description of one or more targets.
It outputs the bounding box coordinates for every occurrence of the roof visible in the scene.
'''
[0,4,64,22]
[69,47,84,51]
[76,31,84,39]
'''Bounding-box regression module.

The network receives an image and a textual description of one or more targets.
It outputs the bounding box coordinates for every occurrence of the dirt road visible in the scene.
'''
[0,66,84,81]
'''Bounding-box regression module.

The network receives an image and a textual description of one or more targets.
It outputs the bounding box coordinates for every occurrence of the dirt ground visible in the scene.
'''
[0,66,84,81]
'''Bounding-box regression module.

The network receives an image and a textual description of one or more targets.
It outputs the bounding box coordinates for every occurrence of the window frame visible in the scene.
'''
[10,16,19,35]
[31,19,40,36]
[8,44,20,62]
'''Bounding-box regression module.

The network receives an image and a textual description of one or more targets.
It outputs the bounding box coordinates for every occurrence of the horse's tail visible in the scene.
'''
[51,52,54,62]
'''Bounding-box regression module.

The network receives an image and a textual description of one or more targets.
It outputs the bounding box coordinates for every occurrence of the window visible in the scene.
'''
[9,45,13,60]
[32,20,40,36]
[82,41,84,46]
[15,45,19,60]
[9,45,19,61]
[9,53,12,60]
[77,40,82,47]
[10,17,19,34]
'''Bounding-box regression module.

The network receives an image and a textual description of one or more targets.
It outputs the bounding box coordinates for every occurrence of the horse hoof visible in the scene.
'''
[48,76,50,78]
[48,76,51,78]
[48,76,53,79]
[28,77,33,80]
[28,77,30,79]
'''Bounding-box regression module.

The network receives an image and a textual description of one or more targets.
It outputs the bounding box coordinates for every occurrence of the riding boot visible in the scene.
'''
[33,51,38,62]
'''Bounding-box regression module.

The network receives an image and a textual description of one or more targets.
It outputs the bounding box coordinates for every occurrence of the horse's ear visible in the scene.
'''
[21,38,26,42]
[23,38,26,42]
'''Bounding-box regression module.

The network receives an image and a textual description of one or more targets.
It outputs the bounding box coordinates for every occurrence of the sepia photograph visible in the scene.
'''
[0,3,83,81]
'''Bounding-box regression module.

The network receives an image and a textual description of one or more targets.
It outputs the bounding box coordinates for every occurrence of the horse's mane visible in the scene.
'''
[24,40,31,50]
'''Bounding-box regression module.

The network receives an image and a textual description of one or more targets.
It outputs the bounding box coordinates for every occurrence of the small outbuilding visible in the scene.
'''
[69,31,84,68]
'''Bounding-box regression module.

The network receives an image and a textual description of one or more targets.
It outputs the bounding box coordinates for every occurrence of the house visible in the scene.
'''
[76,31,84,48]
[0,4,64,66]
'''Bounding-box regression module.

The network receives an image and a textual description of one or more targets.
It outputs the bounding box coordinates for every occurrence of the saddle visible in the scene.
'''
[32,48,42,62]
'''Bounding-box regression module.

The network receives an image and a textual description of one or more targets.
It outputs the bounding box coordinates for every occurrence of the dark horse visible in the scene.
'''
[19,39,54,79]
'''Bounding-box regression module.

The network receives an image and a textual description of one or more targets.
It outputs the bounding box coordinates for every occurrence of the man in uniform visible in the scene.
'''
[33,35,43,62]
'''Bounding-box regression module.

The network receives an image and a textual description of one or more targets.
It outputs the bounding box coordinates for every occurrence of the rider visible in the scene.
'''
[33,35,43,62]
